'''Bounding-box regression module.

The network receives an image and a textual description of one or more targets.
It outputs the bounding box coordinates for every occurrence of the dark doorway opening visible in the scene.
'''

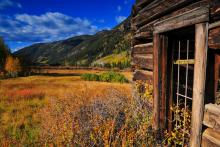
[164,26,195,145]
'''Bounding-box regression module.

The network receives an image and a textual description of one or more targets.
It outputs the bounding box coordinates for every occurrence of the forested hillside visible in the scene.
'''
[14,18,131,68]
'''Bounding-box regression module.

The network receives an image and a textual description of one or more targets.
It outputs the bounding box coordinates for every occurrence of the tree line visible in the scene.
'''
[0,37,21,78]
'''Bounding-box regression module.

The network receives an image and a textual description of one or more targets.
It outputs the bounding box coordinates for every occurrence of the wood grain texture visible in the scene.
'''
[154,2,209,33]
[209,21,220,29]
[209,26,220,49]
[203,104,220,132]
[160,35,168,129]
[134,31,153,40]
[135,0,154,9]
[210,0,220,21]
[133,69,153,84]
[132,43,153,55]
[190,23,208,147]
[214,55,220,101]
[153,33,160,130]
[132,54,153,70]
[133,0,195,28]
[202,128,220,147]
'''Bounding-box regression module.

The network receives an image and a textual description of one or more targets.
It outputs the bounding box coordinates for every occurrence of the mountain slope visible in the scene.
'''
[14,18,131,66]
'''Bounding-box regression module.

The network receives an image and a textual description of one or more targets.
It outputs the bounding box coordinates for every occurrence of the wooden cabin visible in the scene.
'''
[131,0,220,146]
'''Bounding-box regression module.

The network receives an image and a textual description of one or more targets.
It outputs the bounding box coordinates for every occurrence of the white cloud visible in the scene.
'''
[0,0,22,10]
[0,12,99,43]
[98,19,105,23]
[115,16,126,24]
[117,5,122,12]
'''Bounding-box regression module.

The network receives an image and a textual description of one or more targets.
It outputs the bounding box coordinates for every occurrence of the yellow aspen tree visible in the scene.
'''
[5,56,21,77]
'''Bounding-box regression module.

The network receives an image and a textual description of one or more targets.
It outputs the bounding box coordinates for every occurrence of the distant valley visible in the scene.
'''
[14,17,131,68]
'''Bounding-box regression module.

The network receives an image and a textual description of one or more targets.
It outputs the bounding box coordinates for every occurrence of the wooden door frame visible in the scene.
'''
[152,34,168,131]
[153,23,209,147]
[152,5,209,145]
[190,23,208,147]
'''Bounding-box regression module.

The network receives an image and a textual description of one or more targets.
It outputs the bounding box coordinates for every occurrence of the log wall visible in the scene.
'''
[202,104,220,147]
[131,0,220,83]
[131,0,220,146]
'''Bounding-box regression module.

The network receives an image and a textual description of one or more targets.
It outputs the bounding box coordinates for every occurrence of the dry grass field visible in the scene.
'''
[30,68,133,81]
[0,69,153,146]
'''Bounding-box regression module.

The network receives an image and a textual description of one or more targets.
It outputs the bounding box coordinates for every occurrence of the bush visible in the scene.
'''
[100,72,128,83]
[81,73,100,81]
[99,72,112,82]
[81,72,128,83]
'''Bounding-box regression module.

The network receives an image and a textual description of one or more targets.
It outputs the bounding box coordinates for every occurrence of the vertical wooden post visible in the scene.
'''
[190,23,208,147]
[160,36,168,129]
[168,43,174,133]
[153,33,160,130]
[214,55,220,100]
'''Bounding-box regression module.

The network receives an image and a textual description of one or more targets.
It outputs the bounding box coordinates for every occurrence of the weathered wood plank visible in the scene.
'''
[160,35,168,129]
[210,0,220,21]
[214,55,220,102]
[132,22,154,46]
[202,128,220,147]
[132,43,153,55]
[139,0,161,13]
[156,1,208,21]
[167,37,174,133]
[209,21,220,29]
[190,23,208,147]
[133,69,153,84]
[203,104,220,132]
[132,18,155,44]
[133,0,154,17]
[153,33,160,131]
[154,2,209,33]
[211,8,220,21]
[135,0,153,8]
[209,26,220,49]
[132,54,153,70]
[137,19,157,33]
[133,0,196,28]
[134,31,153,40]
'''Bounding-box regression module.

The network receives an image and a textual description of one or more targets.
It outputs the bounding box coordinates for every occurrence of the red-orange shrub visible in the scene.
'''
[5,89,45,100]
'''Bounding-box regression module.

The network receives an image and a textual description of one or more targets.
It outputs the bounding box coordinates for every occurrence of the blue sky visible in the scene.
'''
[0,0,135,52]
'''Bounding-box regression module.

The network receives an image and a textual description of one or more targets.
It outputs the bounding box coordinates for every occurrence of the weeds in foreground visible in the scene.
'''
[88,99,154,147]
[0,74,157,146]
[38,80,154,146]
[0,97,45,146]
[163,105,191,146]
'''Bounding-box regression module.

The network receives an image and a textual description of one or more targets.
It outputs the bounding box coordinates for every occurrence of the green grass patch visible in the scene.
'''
[81,73,100,81]
[81,71,128,83]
